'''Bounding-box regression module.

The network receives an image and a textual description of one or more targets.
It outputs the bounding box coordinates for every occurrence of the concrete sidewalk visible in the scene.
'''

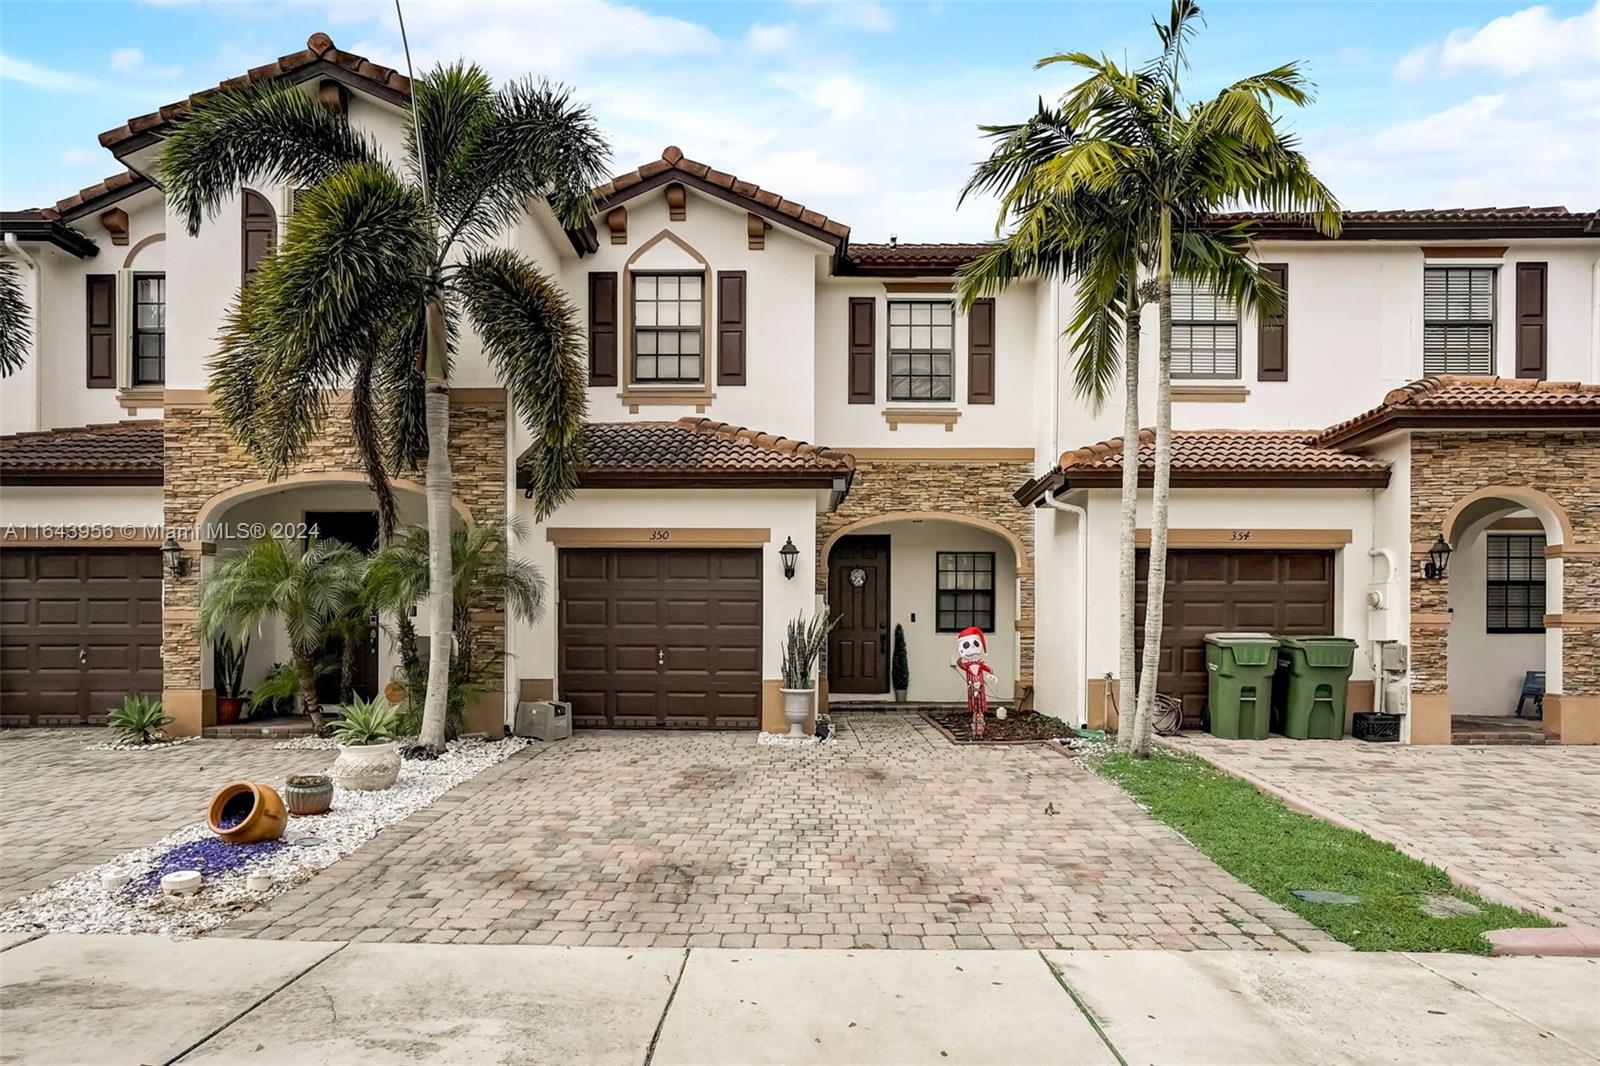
[1,934,1596,1065]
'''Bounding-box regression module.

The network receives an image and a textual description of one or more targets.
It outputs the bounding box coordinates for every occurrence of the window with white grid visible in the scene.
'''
[1424,267,1496,375]
[632,273,704,384]
[936,552,995,632]
[888,300,954,401]
[1486,533,1545,634]
[1171,278,1239,379]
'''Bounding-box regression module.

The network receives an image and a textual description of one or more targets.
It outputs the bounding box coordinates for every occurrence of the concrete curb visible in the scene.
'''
[1154,736,1600,956]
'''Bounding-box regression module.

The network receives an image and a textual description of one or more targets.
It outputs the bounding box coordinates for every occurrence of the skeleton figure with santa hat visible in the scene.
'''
[951,626,998,737]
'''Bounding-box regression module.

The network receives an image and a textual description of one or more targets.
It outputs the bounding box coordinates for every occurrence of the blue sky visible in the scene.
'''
[2,1,1596,240]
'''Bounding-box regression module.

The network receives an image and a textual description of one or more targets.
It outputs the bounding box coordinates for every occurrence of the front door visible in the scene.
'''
[305,510,381,704]
[829,535,890,694]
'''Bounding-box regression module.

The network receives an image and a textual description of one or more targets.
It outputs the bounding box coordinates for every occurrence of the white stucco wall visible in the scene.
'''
[0,484,163,527]
[1446,517,1547,718]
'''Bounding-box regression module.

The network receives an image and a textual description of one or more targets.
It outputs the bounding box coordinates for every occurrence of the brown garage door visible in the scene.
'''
[557,548,762,728]
[1135,549,1333,727]
[0,548,163,726]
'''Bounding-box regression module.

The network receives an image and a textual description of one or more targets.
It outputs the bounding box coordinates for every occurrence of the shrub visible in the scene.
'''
[891,624,910,693]
[107,694,171,745]
[331,695,398,746]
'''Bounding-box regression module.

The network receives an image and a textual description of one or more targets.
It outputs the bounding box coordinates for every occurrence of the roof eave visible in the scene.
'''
[0,470,162,486]
[0,218,99,258]
[1244,219,1600,242]
[1318,409,1600,450]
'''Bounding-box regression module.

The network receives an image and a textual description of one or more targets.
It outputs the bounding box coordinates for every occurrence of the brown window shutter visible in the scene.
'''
[967,298,996,403]
[1256,262,1288,381]
[241,189,277,285]
[716,271,747,386]
[587,271,618,386]
[847,297,875,403]
[1515,262,1547,380]
[85,274,116,388]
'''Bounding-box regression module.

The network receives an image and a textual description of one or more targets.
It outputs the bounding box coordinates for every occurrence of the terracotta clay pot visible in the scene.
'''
[216,696,245,725]
[207,780,288,844]
[283,775,333,816]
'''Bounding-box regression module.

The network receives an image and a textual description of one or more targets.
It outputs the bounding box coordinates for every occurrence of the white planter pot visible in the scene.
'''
[779,688,814,738]
[331,741,401,791]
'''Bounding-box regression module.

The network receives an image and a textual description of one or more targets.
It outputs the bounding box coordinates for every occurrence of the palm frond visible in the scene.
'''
[454,248,588,519]
[0,259,31,376]
[159,81,379,236]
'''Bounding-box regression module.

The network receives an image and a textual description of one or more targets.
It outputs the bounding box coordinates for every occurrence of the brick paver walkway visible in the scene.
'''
[1171,735,1600,927]
[0,730,332,905]
[218,715,1339,950]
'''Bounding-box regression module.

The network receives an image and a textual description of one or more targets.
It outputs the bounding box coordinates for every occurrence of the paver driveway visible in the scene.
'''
[219,715,1338,950]
[1171,735,1600,928]
[0,730,332,906]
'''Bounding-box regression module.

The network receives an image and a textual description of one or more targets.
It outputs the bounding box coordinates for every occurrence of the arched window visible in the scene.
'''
[241,189,276,285]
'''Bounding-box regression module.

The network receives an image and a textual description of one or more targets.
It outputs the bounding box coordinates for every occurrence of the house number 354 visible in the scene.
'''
[1231,530,1252,541]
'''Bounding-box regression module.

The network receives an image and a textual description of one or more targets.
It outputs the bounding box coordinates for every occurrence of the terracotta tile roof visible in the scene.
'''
[845,242,996,274]
[1016,428,1389,503]
[592,147,850,245]
[0,421,163,484]
[24,170,152,222]
[519,418,855,490]
[98,33,410,152]
[1215,206,1598,240]
[1315,376,1600,448]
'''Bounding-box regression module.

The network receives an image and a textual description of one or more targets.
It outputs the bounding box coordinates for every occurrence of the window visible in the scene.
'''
[1172,278,1239,379]
[888,300,953,401]
[1486,533,1545,634]
[632,273,703,383]
[132,273,165,386]
[1425,267,1495,375]
[936,551,995,632]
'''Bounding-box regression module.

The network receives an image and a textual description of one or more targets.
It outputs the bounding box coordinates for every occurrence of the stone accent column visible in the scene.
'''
[1408,430,1599,745]
[159,392,507,736]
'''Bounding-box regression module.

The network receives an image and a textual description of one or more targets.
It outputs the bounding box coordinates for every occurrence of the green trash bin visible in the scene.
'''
[1274,636,1357,739]
[1203,633,1279,739]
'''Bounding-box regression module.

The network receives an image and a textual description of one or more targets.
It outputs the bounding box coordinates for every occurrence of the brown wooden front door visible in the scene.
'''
[557,548,762,728]
[0,548,163,726]
[1135,549,1334,727]
[828,535,890,694]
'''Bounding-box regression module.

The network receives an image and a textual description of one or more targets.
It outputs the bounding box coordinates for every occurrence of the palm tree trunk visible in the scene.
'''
[295,653,325,735]
[340,630,357,705]
[1132,209,1175,758]
[419,294,453,753]
[1116,272,1142,751]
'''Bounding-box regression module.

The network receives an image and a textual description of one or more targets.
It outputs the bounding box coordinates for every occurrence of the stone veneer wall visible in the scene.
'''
[1409,431,1599,704]
[816,458,1036,689]
[161,395,507,711]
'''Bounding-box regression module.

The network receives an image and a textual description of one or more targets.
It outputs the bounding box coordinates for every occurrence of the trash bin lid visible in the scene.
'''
[1204,632,1278,644]
[1279,635,1356,667]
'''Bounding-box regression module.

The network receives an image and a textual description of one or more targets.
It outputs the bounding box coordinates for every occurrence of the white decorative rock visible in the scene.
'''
[331,741,402,791]
[245,873,272,893]
[101,870,130,891]
[161,871,201,896]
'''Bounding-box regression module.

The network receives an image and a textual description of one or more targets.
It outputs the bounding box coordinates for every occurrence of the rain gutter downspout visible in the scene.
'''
[1039,487,1089,727]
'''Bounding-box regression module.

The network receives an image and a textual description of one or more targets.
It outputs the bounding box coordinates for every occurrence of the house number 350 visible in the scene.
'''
[649,530,671,541]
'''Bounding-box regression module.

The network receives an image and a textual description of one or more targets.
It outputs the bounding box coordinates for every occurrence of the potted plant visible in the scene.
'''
[329,695,402,791]
[891,624,910,702]
[283,773,334,816]
[779,613,832,738]
[214,637,250,724]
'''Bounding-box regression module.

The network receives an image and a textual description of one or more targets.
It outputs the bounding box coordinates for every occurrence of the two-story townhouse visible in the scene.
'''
[3,32,1597,746]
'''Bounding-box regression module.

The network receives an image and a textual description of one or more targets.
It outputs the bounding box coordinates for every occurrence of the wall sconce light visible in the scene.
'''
[161,532,190,578]
[779,536,799,580]
[1422,535,1452,580]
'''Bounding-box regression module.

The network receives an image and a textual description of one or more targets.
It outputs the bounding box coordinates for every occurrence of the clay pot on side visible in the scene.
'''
[207,780,287,844]
[216,696,245,725]
[283,774,333,816]
[331,741,401,791]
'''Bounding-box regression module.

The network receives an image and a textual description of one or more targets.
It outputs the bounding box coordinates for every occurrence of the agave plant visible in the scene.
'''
[780,613,835,691]
[331,695,399,747]
[107,695,171,745]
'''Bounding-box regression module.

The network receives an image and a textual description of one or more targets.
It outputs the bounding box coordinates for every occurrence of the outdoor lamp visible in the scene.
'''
[1423,535,1452,580]
[161,532,190,578]
[779,536,800,580]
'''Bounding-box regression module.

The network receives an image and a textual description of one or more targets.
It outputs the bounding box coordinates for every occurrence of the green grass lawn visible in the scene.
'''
[1096,748,1553,953]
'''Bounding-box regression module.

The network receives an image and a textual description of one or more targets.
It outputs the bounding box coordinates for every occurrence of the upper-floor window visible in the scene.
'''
[888,299,953,401]
[633,272,703,384]
[1424,266,1495,375]
[1486,532,1545,634]
[1171,278,1239,379]
[132,273,165,386]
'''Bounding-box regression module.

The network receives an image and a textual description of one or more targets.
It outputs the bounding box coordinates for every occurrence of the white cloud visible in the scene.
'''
[110,47,182,80]
[60,147,100,166]
[1396,2,1599,80]
[745,22,798,55]
[0,53,97,92]
[792,0,893,33]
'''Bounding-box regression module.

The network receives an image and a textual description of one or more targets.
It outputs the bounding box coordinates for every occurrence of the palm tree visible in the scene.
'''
[960,0,1339,755]
[160,63,609,753]
[364,518,544,737]
[0,260,29,375]
[198,536,365,734]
